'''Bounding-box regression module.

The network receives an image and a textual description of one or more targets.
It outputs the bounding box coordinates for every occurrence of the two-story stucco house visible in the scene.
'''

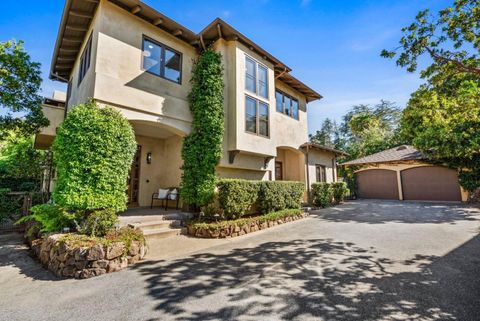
[35,0,346,207]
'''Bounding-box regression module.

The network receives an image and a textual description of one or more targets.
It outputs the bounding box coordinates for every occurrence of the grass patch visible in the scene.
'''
[59,226,145,248]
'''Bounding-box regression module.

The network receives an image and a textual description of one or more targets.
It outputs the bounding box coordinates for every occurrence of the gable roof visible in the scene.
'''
[300,142,348,156]
[50,0,322,102]
[341,145,425,166]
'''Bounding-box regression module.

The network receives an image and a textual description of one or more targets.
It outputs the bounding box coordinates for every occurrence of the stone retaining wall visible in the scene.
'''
[30,234,147,279]
[186,212,309,238]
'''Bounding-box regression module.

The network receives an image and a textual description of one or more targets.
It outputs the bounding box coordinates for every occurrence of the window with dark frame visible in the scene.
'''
[78,33,92,86]
[275,89,299,120]
[142,36,182,84]
[245,56,268,99]
[245,95,269,137]
[316,164,327,182]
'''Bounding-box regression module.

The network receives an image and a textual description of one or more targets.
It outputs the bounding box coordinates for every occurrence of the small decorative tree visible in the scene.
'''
[52,100,136,212]
[181,49,224,208]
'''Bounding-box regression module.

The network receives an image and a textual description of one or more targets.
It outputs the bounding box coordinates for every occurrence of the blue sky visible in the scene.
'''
[0,0,451,134]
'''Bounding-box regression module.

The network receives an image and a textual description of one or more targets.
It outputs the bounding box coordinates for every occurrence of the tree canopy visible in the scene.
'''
[381,0,479,80]
[0,40,48,139]
[383,0,480,192]
[311,100,403,161]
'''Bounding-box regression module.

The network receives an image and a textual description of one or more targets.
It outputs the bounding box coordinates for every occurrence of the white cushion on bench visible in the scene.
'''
[157,189,169,199]
[168,188,178,200]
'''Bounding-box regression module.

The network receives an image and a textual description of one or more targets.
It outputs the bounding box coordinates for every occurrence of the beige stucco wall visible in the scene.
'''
[35,104,65,149]
[355,162,468,202]
[92,0,195,136]
[134,134,183,207]
[307,149,337,185]
[44,0,332,206]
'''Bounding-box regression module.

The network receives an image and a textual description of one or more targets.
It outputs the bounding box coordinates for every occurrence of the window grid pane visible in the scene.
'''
[258,65,268,98]
[164,48,181,83]
[259,102,269,136]
[143,39,161,76]
[275,91,283,112]
[245,96,257,133]
[245,58,257,93]
[292,99,299,119]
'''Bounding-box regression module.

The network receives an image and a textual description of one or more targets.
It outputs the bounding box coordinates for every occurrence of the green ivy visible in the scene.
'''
[181,49,224,207]
[52,100,137,212]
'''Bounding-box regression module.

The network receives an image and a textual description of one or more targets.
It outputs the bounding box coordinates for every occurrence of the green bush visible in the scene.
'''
[16,203,77,233]
[52,100,137,212]
[217,179,259,219]
[331,182,349,204]
[312,183,333,208]
[0,188,18,223]
[188,208,303,229]
[258,181,305,213]
[181,49,224,207]
[77,208,119,237]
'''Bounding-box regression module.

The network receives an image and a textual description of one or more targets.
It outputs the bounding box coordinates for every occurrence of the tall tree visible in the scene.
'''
[309,119,341,148]
[381,0,479,80]
[0,40,48,139]
[383,0,480,193]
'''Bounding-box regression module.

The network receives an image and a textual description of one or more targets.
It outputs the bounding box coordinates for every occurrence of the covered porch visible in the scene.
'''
[127,120,184,209]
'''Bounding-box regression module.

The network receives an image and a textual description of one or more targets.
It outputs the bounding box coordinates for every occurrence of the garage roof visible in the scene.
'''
[342,145,425,166]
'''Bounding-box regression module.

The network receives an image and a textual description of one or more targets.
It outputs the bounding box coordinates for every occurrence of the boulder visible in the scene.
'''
[86,244,105,261]
[128,242,139,256]
[91,260,109,269]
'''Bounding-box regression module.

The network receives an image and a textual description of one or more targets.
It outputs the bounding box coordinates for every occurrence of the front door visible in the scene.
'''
[127,145,142,207]
[275,161,283,181]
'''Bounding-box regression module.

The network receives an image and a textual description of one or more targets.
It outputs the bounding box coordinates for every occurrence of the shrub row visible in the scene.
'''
[187,209,308,238]
[311,182,349,208]
[217,179,305,219]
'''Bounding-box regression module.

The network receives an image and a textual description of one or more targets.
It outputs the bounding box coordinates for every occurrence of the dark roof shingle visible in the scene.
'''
[342,145,425,166]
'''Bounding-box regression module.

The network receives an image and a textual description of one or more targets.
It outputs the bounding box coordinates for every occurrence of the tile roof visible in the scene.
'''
[341,145,425,166]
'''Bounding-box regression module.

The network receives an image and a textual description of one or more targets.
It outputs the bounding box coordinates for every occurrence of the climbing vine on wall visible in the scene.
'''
[181,49,224,207]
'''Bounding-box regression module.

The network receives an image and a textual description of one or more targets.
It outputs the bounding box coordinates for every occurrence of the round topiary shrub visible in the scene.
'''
[52,100,136,212]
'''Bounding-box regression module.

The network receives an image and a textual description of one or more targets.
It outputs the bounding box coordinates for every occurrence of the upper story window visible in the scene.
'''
[275,90,299,120]
[142,36,182,84]
[78,33,92,86]
[245,95,269,137]
[245,56,268,99]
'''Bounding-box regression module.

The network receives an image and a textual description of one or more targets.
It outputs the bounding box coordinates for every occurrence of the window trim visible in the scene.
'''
[245,94,270,138]
[275,89,299,120]
[245,55,269,99]
[77,33,92,87]
[315,164,327,183]
[141,35,183,85]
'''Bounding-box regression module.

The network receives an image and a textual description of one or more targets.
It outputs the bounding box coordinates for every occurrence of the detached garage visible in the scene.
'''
[343,145,467,202]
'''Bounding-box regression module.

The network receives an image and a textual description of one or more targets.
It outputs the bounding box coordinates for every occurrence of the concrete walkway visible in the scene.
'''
[1,200,479,321]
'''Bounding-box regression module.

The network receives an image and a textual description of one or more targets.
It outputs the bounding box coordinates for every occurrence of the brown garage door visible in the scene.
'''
[357,169,399,199]
[401,166,461,201]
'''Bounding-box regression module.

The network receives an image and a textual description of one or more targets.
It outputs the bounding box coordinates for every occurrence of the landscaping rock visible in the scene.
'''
[106,242,125,260]
[86,244,105,261]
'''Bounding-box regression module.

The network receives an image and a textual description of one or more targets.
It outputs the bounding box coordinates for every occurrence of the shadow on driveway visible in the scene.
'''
[313,200,480,225]
[133,234,480,320]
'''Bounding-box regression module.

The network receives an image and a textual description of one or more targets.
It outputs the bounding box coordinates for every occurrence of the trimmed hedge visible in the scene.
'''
[53,101,137,212]
[214,179,304,216]
[312,182,349,207]
[311,183,333,208]
[258,181,305,213]
[217,179,259,219]
[331,182,349,204]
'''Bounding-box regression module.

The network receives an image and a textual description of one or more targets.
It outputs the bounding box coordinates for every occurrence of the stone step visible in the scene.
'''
[129,220,181,231]
[143,227,183,241]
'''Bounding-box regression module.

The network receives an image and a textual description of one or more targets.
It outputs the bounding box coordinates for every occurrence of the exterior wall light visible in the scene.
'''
[147,152,152,164]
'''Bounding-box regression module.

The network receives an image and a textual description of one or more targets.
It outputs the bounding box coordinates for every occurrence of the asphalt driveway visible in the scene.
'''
[1,200,479,321]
